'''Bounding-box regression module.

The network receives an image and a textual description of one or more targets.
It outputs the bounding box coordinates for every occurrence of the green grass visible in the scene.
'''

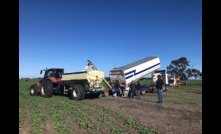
[19,79,160,134]
[19,79,201,133]
[142,80,202,108]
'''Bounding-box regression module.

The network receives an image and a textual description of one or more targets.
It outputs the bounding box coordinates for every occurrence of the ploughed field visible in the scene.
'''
[19,79,202,134]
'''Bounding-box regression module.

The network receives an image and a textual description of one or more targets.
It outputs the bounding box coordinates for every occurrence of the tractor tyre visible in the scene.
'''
[30,84,37,96]
[41,80,53,98]
[69,84,85,100]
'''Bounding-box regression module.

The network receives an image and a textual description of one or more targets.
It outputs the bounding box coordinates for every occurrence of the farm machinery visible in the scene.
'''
[168,76,181,88]
[151,70,171,91]
[140,70,181,93]
[109,56,161,96]
[108,56,180,96]
[29,68,64,98]
[29,60,109,100]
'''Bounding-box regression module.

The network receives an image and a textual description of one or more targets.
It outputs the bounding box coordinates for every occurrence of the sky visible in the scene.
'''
[19,0,202,78]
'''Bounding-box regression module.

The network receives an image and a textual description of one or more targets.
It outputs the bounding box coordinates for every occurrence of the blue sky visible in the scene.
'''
[19,0,202,78]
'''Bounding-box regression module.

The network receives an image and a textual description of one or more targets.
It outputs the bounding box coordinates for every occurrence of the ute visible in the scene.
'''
[29,68,64,97]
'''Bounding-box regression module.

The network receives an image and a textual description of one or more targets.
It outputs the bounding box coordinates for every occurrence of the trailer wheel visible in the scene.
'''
[70,84,85,100]
[141,88,146,95]
[163,86,167,91]
[30,84,37,96]
[41,80,53,98]
[103,90,109,97]
[93,93,101,98]
[152,86,157,93]
[166,85,171,91]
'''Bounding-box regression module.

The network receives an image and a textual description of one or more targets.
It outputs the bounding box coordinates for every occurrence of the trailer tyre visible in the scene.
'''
[30,84,37,96]
[70,84,85,100]
[141,88,146,95]
[104,90,109,97]
[93,93,101,98]
[41,80,53,98]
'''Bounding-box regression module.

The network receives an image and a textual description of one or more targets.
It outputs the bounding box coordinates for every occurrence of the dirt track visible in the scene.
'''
[84,95,202,134]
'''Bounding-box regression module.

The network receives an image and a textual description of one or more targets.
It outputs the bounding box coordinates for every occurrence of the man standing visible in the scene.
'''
[129,81,136,98]
[156,75,164,103]
[136,81,141,99]
[115,80,122,96]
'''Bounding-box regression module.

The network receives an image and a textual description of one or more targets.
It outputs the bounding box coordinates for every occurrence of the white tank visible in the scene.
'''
[109,56,160,87]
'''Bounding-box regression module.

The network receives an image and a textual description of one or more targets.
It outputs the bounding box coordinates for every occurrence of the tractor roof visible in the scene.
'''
[48,68,64,70]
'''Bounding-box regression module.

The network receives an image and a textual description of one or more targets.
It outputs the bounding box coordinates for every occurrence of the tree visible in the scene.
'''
[166,57,201,85]
[199,70,202,79]
[192,69,201,79]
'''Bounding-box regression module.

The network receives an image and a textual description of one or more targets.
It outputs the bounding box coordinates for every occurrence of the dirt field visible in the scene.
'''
[19,80,202,134]
[84,94,202,134]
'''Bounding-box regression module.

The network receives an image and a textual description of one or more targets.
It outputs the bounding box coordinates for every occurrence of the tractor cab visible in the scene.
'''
[39,68,64,84]
[40,68,64,78]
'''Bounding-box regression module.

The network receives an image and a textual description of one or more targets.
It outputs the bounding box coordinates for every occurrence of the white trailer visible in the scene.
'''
[152,70,171,91]
[152,70,168,84]
[109,56,160,88]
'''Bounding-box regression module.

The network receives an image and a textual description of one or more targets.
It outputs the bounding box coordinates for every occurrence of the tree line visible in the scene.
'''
[166,57,201,85]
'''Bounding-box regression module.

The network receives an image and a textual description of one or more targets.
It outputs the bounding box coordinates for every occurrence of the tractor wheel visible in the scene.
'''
[30,84,37,96]
[69,84,85,100]
[41,80,53,98]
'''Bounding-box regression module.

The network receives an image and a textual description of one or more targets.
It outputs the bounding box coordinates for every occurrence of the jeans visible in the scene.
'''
[130,90,135,98]
[137,90,141,98]
[157,89,163,103]
[117,88,122,96]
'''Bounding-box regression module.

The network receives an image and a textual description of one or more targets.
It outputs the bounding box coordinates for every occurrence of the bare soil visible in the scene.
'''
[84,95,202,134]
[19,94,202,134]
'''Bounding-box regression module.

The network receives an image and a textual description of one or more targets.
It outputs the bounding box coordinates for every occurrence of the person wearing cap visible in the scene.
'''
[156,75,164,103]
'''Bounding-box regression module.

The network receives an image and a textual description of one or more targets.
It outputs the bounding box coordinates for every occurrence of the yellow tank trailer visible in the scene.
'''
[61,70,105,100]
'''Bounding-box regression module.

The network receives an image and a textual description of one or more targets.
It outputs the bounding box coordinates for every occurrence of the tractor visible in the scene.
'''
[29,60,110,100]
[29,68,64,98]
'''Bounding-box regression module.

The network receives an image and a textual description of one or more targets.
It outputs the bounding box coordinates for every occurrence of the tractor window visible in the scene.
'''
[46,69,63,78]
[47,70,53,77]
[54,70,63,78]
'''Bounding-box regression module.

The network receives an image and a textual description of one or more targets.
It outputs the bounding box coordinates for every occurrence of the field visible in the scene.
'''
[19,79,202,134]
